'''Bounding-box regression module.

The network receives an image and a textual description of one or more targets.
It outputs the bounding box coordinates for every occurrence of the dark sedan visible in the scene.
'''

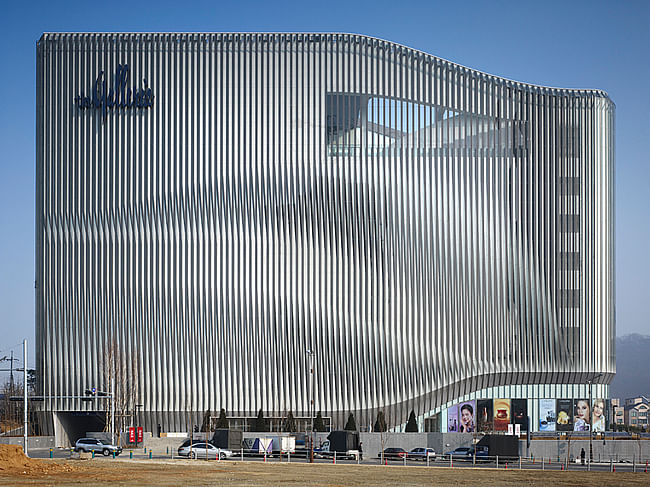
[378,447,408,459]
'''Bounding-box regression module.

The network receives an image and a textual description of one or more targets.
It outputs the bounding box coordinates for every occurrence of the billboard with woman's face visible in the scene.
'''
[592,398,606,432]
[447,404,459,432]
[573,399,591,431]
[477,399,493,432]
[459,400,476,433]
[493,399,511,431]
[556,399,573,431]
[539,399,556,431]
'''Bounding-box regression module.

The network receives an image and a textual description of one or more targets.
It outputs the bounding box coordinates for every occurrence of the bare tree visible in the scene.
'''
[102,340,139,444]
[0,378,22,435]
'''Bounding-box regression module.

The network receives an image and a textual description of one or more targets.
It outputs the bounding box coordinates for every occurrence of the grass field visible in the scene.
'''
[2,459,650,486]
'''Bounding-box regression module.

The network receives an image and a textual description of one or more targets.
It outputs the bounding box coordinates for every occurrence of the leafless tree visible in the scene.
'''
[102,340,139,443]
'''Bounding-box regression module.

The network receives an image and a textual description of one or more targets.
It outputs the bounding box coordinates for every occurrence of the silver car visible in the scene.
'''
[75,437,123,456]
[177,442,233,460]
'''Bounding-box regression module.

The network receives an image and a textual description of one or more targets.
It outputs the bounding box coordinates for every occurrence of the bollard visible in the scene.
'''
[112,451,115,459]
[505,462,508,470]
[449,455,452,468]
[144,447,147,454]
[633,459,636,473]
[241,449,243,462]
[130,451,133,459]
[427,454,429,468]
[264,451,267,463]
[92,450,95,459]
[645,460,648,473]
[333,451,336,464]
[403,454,406,467]
[519,457,521,470]
[496,455,499,469]
[49,448,53,459]
[561,463,564,471]
[166,447,169,455]
[149,450,152,459]
[288,451,290,463]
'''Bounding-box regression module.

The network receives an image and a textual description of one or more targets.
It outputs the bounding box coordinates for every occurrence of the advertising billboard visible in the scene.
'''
[592,398,606,432]
[573,399,591,431]
[556,399,573,431]
[493,399,511,431]
[539,399,556,431]
[511,399,527,428]
[477,399,493,432]
[447,404,459,432]
[459,400,476,433]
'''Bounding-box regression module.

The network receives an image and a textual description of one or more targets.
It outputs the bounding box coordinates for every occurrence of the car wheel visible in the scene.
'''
[190,451,196,459]
[219,453,226,460]
[103,449,110,456]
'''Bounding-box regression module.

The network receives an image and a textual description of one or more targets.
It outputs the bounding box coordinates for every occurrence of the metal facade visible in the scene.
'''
[36,32,615,431]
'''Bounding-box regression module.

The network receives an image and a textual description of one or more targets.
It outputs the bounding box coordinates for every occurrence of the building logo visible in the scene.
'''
[74,64,154,119]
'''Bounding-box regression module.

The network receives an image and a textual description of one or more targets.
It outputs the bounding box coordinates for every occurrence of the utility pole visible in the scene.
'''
[307,349,315,463]
[111,374,115,446]
[23,339,28,457]
[588,373,603,464]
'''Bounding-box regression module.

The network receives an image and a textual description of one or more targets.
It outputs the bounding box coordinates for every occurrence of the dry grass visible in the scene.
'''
[0,458,649,486]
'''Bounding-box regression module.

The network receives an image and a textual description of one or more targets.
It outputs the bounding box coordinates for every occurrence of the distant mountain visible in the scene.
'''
[609,334,650,400]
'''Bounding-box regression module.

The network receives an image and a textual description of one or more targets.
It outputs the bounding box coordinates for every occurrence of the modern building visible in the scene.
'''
[36,33,615,443]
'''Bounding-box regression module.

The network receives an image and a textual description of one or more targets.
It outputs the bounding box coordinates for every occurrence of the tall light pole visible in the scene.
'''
[588,373,603,465]
[23,339,27,457]
[307,349,315,463]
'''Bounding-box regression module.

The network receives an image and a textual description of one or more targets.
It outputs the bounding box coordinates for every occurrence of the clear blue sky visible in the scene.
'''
[0,0,648,370]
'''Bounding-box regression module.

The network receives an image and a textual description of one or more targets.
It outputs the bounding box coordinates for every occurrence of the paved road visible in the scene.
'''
[26,448,650,474]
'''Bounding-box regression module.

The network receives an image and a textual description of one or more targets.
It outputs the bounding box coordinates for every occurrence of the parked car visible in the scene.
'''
[408,447,436,461]
[177,442,233,460]
[74,438,123,456]
[444,447,472,459]
[444,446,488,461]
[378,447,408,459]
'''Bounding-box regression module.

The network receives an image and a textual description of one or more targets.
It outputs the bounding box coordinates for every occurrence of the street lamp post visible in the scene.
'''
[588,373,603,465]
[307,349,315,463]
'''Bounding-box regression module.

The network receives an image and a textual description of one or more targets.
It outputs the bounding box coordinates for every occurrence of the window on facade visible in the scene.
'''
[559,251,581,271]
[325,93,529,158]
[559,177,581,196]
[559,289,580,308]
[559,214,580,233]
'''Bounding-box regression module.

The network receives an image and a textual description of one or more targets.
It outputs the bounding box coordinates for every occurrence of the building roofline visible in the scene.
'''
[37,32,613,104]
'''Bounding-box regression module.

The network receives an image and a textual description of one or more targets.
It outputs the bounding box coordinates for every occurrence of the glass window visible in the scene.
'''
[559,290,580,308]
[559,251,581,271]
[559,177,581,196]
[559,214,580,233]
